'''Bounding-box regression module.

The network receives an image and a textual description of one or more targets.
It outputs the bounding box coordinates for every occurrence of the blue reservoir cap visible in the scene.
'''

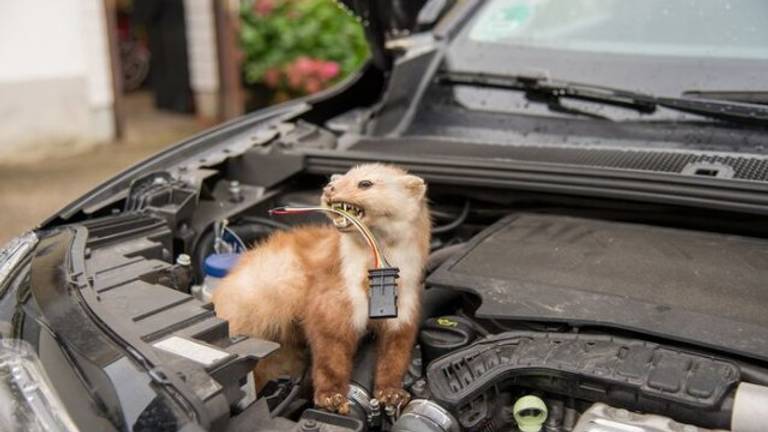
[204,253,240,278]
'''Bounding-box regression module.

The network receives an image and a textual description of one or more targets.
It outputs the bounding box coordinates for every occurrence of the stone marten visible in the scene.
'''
[213,164,431,414]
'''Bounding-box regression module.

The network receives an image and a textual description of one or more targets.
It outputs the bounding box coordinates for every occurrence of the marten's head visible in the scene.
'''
[321,164,428,235]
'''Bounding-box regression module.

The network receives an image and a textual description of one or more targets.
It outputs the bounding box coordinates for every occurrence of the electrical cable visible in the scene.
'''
[271,206,401,319]
[269,206,388,268]
[223,227,248,251]
[214,219,245,253]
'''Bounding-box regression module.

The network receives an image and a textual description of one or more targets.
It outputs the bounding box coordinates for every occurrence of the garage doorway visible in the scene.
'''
[105,0,242,144]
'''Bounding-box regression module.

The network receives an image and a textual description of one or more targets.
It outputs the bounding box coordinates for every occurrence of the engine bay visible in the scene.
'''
[55,139,768,432]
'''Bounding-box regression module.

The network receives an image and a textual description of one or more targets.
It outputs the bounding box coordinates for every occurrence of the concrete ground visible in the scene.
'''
[0,92,209,245]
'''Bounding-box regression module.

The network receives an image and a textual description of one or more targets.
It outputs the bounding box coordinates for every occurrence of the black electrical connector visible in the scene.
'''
[368,267,399,319]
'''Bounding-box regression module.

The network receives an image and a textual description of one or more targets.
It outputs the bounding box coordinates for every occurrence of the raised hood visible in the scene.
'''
[338,0,435,68]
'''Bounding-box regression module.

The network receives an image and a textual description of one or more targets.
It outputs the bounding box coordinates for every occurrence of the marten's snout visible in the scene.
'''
[322,183,336,201]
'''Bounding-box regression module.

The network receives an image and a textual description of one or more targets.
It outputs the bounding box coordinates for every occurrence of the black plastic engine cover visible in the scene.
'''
[427,213,768,362]
[426,332,739,428]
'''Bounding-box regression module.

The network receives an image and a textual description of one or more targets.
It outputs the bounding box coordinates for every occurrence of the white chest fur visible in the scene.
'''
[385,243,423,330]
[340,237,373,333]
[339,235,424,333]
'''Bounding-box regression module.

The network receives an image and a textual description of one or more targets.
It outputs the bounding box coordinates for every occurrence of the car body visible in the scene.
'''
[2,1,768,431]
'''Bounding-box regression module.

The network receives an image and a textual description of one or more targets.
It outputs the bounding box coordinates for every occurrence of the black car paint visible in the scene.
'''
[16,228,200,430]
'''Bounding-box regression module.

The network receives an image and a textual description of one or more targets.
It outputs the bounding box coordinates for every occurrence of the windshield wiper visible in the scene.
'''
[683,90,768,106]
[438,71,768,125]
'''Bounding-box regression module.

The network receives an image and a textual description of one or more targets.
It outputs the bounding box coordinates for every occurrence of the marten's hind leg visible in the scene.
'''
[304,296,361,414]
[373,322,418,409]
[308,331,357,414]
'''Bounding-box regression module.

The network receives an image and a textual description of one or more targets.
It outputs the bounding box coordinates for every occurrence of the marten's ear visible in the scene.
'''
[330,174,342,182]
[401,175,426,199]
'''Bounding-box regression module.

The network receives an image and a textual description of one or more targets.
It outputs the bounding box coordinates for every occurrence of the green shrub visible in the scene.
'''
[240,0,369,100]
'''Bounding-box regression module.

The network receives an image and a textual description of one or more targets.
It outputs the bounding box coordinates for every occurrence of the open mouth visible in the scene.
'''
[328,201,365,229]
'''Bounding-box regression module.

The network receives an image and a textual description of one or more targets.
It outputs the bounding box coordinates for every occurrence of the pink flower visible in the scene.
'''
[263,67,280,87]
[280,57,342,93]
[294,56,314,75]
[304,78,322,94]
[253,0,275,17]
[285,64,303,89]
[316,61,340,81]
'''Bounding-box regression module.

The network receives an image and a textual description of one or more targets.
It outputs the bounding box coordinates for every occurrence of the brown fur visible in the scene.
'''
[212,164,431,414]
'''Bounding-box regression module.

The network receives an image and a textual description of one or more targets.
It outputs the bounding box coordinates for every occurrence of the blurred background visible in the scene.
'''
[0,0,369,244]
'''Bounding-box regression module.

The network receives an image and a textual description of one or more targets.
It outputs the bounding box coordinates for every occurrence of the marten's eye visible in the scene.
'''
[357,180,373,190]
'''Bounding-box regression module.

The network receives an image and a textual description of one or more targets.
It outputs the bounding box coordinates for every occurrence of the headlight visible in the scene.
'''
[0,234,77,430]
[0,232,37,289]
[0,339,79,431]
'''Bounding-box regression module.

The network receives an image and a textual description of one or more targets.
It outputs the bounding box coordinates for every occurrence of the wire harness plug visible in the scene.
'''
[368,268,399,319]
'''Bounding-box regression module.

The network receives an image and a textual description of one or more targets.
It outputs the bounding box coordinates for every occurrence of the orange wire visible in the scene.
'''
[270,207,382,267]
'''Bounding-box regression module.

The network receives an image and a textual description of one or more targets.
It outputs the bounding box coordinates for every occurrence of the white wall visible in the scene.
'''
[184,0,220,119]
[0,1,86,81]
[0,0,115,161]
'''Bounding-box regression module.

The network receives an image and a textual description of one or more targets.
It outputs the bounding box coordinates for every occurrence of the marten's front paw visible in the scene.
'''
[314,392,350,415]
[374,388,411,409]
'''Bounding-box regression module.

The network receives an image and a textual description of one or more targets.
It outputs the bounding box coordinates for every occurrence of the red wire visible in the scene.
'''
[269,207,381,267]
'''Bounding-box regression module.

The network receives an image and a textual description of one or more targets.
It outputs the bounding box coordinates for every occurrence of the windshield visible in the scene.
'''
[467,0,768,60]
[447,0,768,96]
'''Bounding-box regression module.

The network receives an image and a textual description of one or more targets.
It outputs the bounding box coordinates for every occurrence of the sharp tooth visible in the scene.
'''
[337,218,349,228]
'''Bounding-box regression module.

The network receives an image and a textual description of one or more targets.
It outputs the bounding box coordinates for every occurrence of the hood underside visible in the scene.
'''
[337,0,433,68]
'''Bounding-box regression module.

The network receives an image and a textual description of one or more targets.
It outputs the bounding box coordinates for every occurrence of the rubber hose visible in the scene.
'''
[432,202,470,235]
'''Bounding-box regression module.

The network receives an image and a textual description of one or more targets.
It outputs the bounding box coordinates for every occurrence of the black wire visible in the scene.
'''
[271,366,309,417]
[270,379,302,418]
[432,201,471,234]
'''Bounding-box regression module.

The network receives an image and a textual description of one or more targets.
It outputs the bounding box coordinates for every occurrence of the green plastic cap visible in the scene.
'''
[512,395,548,432]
